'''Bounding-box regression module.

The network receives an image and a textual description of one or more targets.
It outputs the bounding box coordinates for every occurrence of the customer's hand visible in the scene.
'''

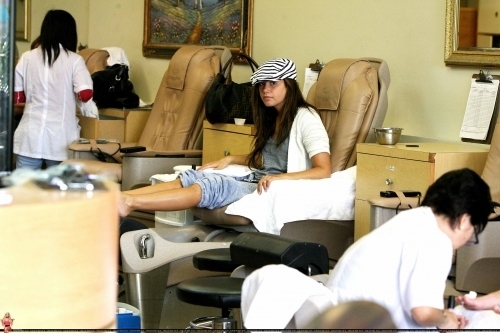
[437,309,468,331]
[257,174,282,194]
[198,156,231,171]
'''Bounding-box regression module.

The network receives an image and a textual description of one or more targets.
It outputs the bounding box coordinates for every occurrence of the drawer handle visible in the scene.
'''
[385,178,393,185]
[224,150,230,156]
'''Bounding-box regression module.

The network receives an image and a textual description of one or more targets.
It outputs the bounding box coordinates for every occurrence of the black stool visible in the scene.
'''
[175,232,330,329]
[176,276,243,329]
[193,248,240,272]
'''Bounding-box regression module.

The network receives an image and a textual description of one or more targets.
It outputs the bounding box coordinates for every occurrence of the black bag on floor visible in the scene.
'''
[205,54,258,124]
[91,64,140,109]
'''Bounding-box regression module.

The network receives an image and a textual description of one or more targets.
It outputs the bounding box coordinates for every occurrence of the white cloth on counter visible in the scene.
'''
[202,164,254,177]
[225,166,356,234]
[150,173,178,183]
[150,165,253,184]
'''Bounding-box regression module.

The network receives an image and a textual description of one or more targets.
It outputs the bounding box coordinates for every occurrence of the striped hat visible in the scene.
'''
[250,58,297,86]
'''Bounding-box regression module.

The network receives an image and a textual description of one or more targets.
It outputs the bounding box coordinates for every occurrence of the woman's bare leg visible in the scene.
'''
[119,183,202,217]
[123,178,183,195]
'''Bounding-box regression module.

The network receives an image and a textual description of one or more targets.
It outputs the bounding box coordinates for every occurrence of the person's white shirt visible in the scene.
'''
[14,45,93,161]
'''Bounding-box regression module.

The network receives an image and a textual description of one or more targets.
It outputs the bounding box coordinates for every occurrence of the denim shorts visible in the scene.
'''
[178,169,257,209]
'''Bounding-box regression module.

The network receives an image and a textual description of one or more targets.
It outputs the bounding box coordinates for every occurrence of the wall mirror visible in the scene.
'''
[15,0,30,42]
[445,0,500,67]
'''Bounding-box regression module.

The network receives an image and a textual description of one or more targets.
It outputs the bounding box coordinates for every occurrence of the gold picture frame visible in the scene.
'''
[143,0,253,60]
[444,0,500,68]
[15,0,31,42]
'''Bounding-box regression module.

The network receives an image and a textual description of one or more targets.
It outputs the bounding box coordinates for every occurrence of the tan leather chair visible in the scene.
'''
[455,115,500,294]
[78,48,109,74]
[191,57,391,261]
[66,45,230,190]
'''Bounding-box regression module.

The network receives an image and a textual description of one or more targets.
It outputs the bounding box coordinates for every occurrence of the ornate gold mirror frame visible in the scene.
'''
[15,0,31,42]
[445,0,500,68]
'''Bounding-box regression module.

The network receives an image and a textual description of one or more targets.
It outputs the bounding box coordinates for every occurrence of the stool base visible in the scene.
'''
[189,316,237,330]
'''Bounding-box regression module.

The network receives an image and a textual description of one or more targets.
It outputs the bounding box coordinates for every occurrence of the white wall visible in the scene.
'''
[17,0,486,142]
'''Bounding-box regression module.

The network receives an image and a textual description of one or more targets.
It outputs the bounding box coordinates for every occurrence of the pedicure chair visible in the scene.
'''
[64,45,232,190]
[119,57,391,328]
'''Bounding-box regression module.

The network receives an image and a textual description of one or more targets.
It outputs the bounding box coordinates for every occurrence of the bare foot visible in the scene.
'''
[118,193,133,217]
[456,291,500,311]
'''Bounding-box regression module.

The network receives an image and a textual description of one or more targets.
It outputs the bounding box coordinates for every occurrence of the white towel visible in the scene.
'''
[202,164,254,177]
[453,305,500,329]
[225,166,356,234]
[102,47,130,68]
[241,264,334,330]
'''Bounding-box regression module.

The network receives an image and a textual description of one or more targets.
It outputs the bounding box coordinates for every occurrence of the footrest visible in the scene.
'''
[176,276,243,309]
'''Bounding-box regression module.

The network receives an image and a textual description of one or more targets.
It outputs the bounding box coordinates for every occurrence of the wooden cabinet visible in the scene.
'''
[78,107,151,142]
[354,142,490,241]
[202,121,255,164]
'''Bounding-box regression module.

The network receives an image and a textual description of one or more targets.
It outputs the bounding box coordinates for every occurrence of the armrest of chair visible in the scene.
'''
[68,141,138,153]
[67,141,139,163]
[120,228,232,274]
[122,149,202,158]
[121,149,203,191]
[367,196,421,210]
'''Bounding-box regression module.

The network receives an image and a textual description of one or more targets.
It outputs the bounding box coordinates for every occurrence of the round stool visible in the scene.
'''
[176,276,244,329]
[193,248,239,272]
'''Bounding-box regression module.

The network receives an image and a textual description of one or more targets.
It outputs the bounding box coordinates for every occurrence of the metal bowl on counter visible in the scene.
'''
[374,127,403,145]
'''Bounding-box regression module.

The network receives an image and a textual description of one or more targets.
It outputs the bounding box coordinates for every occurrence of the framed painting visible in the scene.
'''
[143,0,253,60]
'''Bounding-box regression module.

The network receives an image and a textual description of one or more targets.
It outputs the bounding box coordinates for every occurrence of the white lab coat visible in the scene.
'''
[14,45,93,161]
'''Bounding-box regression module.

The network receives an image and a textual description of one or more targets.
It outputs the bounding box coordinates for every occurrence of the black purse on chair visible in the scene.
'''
[91,64,140,109]
[205,54,258,124]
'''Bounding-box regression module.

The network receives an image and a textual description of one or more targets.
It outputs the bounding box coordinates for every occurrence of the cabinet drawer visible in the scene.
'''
[202,129,254,164]
[356,154,432,201]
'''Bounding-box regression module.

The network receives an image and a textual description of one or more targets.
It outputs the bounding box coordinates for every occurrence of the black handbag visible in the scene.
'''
[91,64,140,109]
[205,54,258,124]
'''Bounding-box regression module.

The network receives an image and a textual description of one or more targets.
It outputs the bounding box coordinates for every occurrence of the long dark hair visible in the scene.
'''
[39,10,78,67]
[246,78,316,169]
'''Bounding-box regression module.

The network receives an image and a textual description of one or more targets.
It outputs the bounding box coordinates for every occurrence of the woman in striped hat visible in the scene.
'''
[118,58,331,219]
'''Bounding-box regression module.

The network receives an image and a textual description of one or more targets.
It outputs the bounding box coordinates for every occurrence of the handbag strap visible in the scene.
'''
[238,53,259,72]
[222,54,259,83]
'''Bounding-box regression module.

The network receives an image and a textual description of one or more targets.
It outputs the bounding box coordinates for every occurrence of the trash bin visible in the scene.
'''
[117,302,141,332]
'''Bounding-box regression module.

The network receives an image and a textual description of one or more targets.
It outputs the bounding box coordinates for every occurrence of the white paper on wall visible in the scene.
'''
[460,78,499,140]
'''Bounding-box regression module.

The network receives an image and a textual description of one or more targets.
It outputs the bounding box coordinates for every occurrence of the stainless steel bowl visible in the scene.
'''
[374,127,403,145]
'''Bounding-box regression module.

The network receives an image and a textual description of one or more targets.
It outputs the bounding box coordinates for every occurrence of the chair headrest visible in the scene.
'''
[314,59,372,111]
[78,48,110,75]
[165,45,219,91]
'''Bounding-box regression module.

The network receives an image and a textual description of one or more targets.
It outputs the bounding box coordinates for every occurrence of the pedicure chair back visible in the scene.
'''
[65,45,231,190]
[191,57,391,262]
[455,114,500,294]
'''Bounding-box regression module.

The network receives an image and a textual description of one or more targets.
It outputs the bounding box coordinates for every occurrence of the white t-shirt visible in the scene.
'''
[14,46,93,161]
[326,206,453,329]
